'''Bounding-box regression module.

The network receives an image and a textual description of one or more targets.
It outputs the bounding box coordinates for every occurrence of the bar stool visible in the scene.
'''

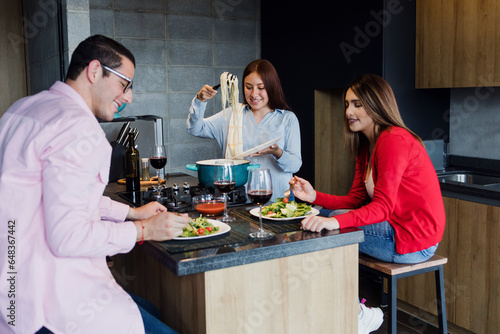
[359,254,448,334]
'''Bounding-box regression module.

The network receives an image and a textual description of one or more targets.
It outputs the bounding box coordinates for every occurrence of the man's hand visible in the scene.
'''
[135,212,190,242]
[127,201,167,221]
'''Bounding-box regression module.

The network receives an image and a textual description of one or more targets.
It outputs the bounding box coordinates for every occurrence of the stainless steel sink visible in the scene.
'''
[438,171,500,187]
[484,183,500,189]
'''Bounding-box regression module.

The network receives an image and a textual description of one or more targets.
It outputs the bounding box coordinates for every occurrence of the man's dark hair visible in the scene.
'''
[65,35,136,81]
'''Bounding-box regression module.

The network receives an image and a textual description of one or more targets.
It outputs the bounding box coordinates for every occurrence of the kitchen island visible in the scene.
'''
[105,179,364,334]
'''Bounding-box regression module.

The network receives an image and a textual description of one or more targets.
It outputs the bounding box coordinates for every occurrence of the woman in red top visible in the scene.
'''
[290,74,445,264]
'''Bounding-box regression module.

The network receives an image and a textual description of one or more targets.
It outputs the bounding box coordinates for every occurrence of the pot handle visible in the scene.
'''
[247,164,260,171]
[186,164,199,171]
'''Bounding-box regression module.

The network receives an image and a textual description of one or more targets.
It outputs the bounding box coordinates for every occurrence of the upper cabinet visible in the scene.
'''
[416,0,500,88]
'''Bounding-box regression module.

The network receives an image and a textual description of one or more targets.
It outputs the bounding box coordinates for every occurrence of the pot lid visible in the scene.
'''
[196,158,250,166]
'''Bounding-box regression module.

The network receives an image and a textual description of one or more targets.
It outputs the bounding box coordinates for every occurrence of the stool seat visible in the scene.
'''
[359,254,447,275]
[359,254,448,334]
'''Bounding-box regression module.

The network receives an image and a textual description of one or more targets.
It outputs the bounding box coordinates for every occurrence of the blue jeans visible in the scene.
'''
[129,292,178,334]
[35,292,177,334]
[322,209,438,264]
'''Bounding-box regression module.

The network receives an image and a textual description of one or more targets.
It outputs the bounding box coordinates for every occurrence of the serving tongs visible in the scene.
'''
[212,73,236,90]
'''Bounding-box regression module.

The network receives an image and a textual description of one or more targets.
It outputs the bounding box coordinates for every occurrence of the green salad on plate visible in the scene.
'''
[180,215,220,237]
[260,198,312,218]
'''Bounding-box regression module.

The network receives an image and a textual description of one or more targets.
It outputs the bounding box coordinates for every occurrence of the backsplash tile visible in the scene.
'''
[115,11,166,38]
[449,87,500,161]
[166,14,213,40]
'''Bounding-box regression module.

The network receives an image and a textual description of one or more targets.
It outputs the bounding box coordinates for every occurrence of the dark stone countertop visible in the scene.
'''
[104,175,364,276]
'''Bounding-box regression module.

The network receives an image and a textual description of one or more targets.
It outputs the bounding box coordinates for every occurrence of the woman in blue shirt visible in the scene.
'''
[187,59,302,201]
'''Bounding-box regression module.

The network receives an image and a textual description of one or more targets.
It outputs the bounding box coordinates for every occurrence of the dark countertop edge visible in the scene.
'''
[439,179,500,207]
[441,188,500,207]
[143,229,365,276]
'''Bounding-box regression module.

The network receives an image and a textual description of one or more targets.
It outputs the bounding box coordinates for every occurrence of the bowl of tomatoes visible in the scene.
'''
[192,194,225,216]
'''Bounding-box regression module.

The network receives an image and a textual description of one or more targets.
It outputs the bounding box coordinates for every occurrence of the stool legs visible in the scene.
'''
[374,265,448,334]
[435,265,448,334]
[388,276,397,334]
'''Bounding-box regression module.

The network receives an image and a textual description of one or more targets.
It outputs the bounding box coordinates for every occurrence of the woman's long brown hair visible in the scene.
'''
[343,74,422,158]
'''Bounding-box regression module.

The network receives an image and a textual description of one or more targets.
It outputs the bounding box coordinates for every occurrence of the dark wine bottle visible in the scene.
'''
[124,132,140,192]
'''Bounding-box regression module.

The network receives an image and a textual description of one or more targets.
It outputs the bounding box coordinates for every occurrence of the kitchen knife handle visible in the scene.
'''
[117,122,131,145]
[134,129,139,143]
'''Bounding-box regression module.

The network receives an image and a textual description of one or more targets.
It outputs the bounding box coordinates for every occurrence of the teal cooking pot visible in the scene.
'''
[186,159,260,188]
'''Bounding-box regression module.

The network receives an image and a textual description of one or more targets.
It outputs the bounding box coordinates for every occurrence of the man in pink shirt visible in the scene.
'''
[0,35,188,333]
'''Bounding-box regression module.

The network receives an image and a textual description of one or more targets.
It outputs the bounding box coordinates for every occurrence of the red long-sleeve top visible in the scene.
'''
[313,126,445,254]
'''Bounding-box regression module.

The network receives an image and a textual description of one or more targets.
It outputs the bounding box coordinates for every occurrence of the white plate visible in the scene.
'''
[173,219,231,240]
[249,207,320,221]
[233,136,283,159]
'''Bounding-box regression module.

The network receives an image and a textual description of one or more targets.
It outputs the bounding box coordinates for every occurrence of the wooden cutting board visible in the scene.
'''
[117,177,165,186]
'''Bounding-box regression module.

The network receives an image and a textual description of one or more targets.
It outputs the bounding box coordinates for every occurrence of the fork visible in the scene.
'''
[284,189,295,201]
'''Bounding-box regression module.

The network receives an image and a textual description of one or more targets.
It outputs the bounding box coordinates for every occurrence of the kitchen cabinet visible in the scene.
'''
[397,196,500,333]
[416,0,500,88]
[113,242,359,334]
[314,89,355,196]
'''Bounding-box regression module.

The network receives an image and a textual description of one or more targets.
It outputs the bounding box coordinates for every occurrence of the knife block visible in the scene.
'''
[100,115,165,182]
[109,141,127,182]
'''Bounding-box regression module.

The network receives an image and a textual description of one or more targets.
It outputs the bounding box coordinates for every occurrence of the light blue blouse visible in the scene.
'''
[187,97,302,201]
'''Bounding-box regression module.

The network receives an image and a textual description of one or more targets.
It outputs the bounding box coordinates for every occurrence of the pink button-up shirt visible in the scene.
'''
[0,82,144,333]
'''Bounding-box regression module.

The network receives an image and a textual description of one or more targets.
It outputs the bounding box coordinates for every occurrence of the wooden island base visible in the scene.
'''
[112,243,359,334]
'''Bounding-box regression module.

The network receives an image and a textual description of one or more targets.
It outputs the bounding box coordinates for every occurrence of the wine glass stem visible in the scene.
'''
[224,194,228,217]
[157,169,161,196]
[258,205,264,233]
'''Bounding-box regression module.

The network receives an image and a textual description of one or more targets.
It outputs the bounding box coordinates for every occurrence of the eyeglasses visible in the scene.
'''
[101,64,133,93]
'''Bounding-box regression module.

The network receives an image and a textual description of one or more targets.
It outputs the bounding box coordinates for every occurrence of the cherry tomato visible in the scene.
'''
[206,226,213,232]
[283,197,289,203]
[198,228,205,235]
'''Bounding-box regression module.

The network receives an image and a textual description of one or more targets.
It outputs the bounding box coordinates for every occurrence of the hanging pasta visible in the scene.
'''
[219,72,243,159]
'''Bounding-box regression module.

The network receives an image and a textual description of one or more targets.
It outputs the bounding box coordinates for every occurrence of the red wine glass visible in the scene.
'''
[248,168,273,239]
[213,160,235,222]
[149,145,167,198]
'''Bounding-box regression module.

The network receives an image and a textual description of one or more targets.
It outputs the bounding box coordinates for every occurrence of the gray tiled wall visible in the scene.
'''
[89,0,261,175]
